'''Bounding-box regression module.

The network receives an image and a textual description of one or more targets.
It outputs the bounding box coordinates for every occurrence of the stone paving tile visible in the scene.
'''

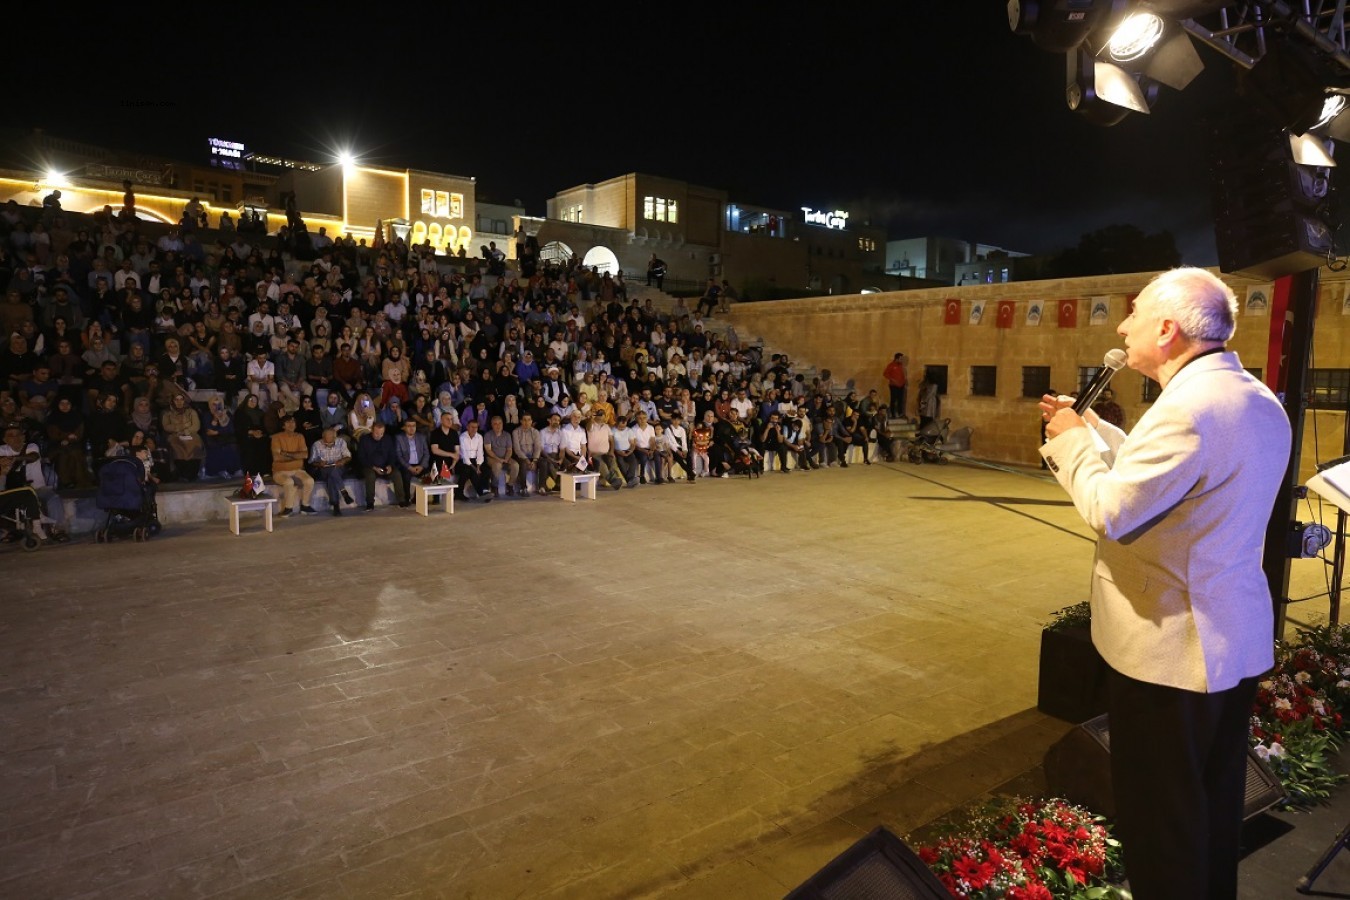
[2,463,1332,898]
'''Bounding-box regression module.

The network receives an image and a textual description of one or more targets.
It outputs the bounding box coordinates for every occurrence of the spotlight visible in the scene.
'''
[1289,132,1336,168]
[44,169,68,188]
[1067,46,1158,125]
[337,150,355,169]
[1106,12,1164,61]
[1317,94,1346,129]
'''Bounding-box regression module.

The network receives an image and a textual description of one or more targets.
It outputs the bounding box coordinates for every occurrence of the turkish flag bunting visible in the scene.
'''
[1057,299,1078,328]
[996,300,1016,328]
[943,299,961,325]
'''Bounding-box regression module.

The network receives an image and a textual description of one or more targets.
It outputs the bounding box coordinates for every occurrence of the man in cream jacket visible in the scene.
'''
[1040,267,1289,899]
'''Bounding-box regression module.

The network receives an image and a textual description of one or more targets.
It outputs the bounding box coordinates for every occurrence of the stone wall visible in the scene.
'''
[725,269,1350,476]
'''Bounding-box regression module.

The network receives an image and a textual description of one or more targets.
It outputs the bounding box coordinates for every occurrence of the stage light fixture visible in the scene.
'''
[1317,94,1347,129]
[337,150,355,169]
[1289,132,1337,167]
[1067,45,1158,125]
[1106,11,1164,61]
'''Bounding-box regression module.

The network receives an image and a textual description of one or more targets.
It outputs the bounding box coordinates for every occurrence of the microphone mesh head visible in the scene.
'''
[1104,349,1128,371]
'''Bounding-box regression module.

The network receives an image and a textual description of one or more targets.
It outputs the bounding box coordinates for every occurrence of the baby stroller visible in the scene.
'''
[94,457,161,542]
[0,486,44,551]
[906,418,952,465]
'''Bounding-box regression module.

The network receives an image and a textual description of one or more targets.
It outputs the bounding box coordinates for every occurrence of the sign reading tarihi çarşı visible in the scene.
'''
[800,207,849,230]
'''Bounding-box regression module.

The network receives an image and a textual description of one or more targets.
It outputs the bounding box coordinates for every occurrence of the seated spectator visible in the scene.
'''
[319,391,348,437]
[652,422,675,484]
[161,392,204,481]
[1,424,68,540]
[377,395,408,429]
[295,394,324,447]
[455,418,492,502]
[202,395,241,478]
[234,394,270,477]
[428,411,461,482]
[512,412,544,496]
[357,421,403,510]
[214,346,245,406]
[246,347,275,406]
[17,362,59,423]
[270,414,317,516]
[348,392,377,442]
[307,427,353,516]
[535,411,565,494]
[815,410,840,468]
[45,396,91,488]
[483,415,520,497]
[393,418,430,508]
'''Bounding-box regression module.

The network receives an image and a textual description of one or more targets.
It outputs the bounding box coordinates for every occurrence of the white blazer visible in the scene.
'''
[1040,351,1290,692]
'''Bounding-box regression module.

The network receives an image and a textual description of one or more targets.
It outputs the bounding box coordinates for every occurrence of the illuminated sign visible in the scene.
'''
[83,164,165,186]
[209,137,244,158]
[800,207,849,230]
[209,137,246,172]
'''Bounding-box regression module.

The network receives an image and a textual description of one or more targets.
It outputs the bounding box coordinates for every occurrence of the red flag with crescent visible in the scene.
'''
[944,298,961,325]
[996,300,1016,328]
[1057,299,1078,328]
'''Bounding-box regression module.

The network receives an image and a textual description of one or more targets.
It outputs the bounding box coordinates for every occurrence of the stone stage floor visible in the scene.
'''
[1,459,1342,898]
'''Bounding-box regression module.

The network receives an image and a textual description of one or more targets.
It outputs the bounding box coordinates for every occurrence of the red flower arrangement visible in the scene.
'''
[1249,625,1350,807]
[915,798,1123,899]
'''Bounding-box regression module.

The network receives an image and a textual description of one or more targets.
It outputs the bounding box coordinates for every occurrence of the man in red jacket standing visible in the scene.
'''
[883,352,908,419]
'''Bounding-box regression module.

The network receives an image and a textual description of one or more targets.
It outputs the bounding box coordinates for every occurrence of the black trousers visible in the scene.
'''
[889,385,906,417]
[1106,665,1259,900]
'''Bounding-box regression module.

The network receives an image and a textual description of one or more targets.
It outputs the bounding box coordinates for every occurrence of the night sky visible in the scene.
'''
[14,7,1255,265]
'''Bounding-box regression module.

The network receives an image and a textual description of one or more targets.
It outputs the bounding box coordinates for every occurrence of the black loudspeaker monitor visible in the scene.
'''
[784,826,949,900]
[1044,714,1287,821]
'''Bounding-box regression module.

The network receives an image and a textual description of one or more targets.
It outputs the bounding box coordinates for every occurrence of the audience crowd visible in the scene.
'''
[0,197,907,536]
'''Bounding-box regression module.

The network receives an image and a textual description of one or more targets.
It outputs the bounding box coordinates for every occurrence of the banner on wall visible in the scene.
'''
[996,300,1016,328]
[969,299,987,325]
[1246,283,1273,316]
[1089,297,1111,326]
[1058,299,1078,328]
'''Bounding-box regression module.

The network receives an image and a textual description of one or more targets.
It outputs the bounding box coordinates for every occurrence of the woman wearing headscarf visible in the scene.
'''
[129,395,158,440]
[348,391,377,442]
[45,396,92,488]
[294,394,324,447]
[86,393,129,471]
[432,390,457,427]
[203,394,241,478]
[161,392,204,481]
[234,394,270,477]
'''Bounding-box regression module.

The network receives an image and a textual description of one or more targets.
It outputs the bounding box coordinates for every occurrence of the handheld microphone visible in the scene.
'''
[1073,349,1128,415]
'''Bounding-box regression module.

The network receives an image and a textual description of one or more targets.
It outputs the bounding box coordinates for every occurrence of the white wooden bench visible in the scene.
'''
[226,496,279,535]
[560,472,601,502]
[411,482,457,516]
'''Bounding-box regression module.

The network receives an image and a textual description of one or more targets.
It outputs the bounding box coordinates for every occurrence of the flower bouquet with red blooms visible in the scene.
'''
[915,798,1124,899]
[1249,624,1350,807]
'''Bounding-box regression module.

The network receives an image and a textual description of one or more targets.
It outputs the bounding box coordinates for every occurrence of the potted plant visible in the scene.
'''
[1038,602,1109,724]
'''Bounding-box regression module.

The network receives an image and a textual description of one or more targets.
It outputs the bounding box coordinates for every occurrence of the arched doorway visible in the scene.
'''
[581,245,620,275]
[540,240,574,268]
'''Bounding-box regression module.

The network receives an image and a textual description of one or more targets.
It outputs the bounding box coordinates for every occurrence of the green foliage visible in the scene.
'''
[1043,602,1092,633]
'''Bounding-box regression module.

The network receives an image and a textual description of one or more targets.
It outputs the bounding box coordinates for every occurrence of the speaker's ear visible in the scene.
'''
[784,826,949,900]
